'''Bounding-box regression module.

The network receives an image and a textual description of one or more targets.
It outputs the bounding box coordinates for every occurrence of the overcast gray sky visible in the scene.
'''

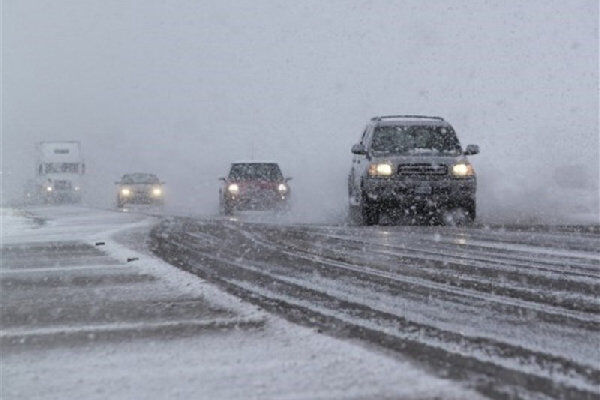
[3,0,598,222]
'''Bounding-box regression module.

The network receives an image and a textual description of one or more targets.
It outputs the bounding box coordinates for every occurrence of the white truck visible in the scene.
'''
[28,141,85,203]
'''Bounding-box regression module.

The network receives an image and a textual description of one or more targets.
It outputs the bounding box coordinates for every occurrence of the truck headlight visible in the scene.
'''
[278,183,288,193]
[227,183,239,194]
[152,187,162,196]
[452,163,474,177]
[121,188,131,196]
[368,163,393,177]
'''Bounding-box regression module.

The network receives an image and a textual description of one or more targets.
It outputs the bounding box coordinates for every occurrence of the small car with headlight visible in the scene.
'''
[219,162,291,215]
[115,173,165,208]
[348,115,479,225]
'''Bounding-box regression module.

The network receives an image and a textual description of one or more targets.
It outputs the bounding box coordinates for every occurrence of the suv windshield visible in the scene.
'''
[371,125,462,154]
[121,173,160,184]
[229,163,283,181]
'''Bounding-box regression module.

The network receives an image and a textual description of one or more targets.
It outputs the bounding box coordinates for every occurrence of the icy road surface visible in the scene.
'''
[152,214,600,400]
[1,206,483,400]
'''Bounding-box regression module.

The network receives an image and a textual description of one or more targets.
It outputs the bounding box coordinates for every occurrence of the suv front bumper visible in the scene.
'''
[362,177,476,207]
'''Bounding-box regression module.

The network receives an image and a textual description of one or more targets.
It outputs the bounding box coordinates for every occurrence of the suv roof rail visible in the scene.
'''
[371,115,445,122]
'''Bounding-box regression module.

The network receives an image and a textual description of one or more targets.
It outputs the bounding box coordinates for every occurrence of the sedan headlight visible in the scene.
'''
[368,163,393,177]
[452,163,474,177]
[227,183,239,194]
[152,187,162,196]
[121,188,131,196]
[278,183,288,193]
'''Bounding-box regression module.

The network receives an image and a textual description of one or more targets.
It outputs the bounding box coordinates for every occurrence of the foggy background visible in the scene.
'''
[3,0,598,224]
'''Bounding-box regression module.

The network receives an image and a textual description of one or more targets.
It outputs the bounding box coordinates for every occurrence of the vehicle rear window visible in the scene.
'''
[371,125,462,154]
[229,163,283,181]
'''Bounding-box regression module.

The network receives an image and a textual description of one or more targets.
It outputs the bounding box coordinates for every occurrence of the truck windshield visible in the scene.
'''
[371,125,462,154]
[229,164,283,181]
[44,163,79,173]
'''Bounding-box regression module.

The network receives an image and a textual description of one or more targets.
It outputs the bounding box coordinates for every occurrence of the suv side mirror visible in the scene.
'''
[219,177,226,182]
[464,144,480,155]
[285,177,293,182]
[351,143,367,155]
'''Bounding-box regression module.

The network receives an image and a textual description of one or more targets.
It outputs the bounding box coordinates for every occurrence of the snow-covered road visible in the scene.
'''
[1,206,484,400]
[152,215,600,400]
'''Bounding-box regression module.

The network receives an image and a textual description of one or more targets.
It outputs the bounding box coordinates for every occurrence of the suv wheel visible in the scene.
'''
[222,203,234,216]
[442,204,475,226]
[465,200,476,223]
[360,195,379,226]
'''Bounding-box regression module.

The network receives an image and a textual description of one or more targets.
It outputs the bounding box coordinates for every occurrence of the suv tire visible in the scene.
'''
[360,195,379,226]
[223,203,234,216]
[465,200,476,224]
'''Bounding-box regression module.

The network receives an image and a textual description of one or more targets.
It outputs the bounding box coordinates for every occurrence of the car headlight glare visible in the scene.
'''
[121,188,131,196]
[227,183,239,194]
[452,163,474,176]
[368,163,393,176]
[46,186,53,192]
[278,183,288,192]
[152,187,162,196]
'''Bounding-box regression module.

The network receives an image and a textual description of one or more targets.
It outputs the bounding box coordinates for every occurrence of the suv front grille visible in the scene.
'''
[397,163,447,175]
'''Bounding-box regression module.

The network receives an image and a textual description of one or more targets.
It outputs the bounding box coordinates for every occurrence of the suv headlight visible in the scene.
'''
[121,188,131,196]
[152,187,162,196]
[278,183,288,193]
[368,163,393,177]
[227,183,239,194]
[452,163,474,177]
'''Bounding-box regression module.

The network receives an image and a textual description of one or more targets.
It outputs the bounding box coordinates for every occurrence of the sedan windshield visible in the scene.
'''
[229,163,283,181]
[121,173,160,184]
[371,125,462,154]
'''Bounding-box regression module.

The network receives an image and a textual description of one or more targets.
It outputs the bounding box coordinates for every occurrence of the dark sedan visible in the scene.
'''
[219,162,291,215]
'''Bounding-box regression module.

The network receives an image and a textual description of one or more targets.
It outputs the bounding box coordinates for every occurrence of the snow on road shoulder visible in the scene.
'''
[1,208,40,238]
[106,223,265,322]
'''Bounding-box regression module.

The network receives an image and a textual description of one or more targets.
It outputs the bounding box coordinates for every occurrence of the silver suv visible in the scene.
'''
[348,115,479,225]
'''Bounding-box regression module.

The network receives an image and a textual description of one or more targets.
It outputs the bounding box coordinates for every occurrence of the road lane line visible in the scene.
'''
[0,264,128,274]
[0,317,265,339]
